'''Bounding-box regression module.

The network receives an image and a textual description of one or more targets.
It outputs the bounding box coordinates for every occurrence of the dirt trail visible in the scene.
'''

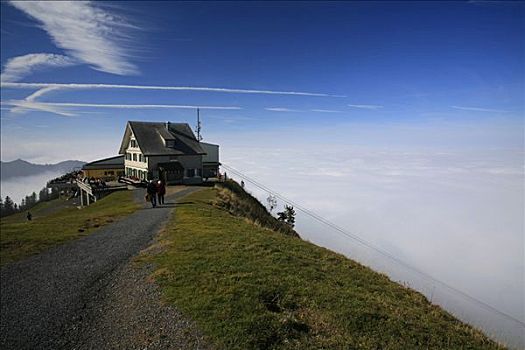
[1,186,209,349]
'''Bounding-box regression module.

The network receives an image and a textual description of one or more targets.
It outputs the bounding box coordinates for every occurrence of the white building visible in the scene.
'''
[118,121,219,184]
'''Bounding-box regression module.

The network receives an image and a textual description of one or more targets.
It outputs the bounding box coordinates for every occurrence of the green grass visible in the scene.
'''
[215,180,299,237]
[2,198,75,224]
[144,188,504,350]
[1,191,139,266]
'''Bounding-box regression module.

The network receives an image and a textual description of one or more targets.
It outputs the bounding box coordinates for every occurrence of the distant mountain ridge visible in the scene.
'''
[0,159,85,180]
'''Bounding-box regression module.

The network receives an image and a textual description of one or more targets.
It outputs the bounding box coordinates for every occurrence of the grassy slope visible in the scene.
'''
[214,180,299,237]
[145,188,503,350]
[1,191,139,266]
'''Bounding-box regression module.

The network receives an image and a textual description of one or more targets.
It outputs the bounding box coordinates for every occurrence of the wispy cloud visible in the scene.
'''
[9,1,138,75]
[1,99,241,116]
[208,115,254,123]
[8,86,63,114]
[266,107,344,113]
[41,102,241,110]
[0,54,78,82]
[451,106,510,113]
[311,109,342,113]
[2,100,76,117]
[24,86,62,101]
[265,107,301,112]
[348,104,383,110]
[1,82,344,98]
[1,81,342,116]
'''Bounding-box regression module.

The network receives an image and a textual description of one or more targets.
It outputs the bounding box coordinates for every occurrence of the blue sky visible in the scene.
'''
[1,1,524,162]
[1,2,524,345]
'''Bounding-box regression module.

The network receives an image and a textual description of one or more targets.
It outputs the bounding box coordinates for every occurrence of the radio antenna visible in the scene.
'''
[195,108,203,141]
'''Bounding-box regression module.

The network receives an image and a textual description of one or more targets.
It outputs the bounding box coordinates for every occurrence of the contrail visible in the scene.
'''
[1,82,346,97]
[42,102,242,110]
[1,99,241,112]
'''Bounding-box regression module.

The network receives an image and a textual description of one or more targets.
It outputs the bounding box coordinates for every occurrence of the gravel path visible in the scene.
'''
[0,186,207,350]
[58,262,209,350]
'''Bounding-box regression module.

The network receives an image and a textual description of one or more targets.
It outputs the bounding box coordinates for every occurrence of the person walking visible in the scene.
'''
[157,180,166,205]
[146,180,157,208]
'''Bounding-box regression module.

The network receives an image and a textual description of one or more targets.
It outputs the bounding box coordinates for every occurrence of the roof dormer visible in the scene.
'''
[157,128,176,148]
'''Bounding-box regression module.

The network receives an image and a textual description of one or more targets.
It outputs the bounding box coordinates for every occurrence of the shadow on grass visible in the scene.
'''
[139,201,195,209]
[192,182,216,187]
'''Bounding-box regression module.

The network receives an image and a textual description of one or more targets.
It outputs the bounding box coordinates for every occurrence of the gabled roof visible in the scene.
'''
[82,155,124,170]
[119,121,205,156]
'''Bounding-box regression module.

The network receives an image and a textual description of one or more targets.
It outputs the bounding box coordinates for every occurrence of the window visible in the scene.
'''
[130,139,137,148]
[143,156,147,163]
[133,153,137,161]
[139,154,142,162]
[186,169,195,177]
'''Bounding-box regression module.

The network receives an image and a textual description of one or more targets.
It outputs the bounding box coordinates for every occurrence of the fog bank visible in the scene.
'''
[0,171,62,205]
[213,118,524,348]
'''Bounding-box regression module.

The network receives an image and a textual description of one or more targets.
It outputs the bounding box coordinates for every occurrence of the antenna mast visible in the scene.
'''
[195,108,203,141]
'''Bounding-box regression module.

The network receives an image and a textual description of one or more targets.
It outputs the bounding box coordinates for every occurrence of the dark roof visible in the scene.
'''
[127,121,205,156]
[157,161,184,171]
[82,155,124,170]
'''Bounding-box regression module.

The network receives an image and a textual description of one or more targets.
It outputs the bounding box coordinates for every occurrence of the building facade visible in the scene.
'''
[201,142,220,178]
[82,155,125,180]
[118,121,219,184]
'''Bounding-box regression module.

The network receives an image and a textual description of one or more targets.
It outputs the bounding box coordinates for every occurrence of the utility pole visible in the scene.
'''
[195,108,203,141]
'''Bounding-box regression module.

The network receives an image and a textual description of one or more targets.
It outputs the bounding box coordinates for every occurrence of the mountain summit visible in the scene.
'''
[0,159,85,180]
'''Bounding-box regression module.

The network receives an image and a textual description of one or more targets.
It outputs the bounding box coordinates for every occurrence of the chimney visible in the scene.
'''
[165,121,170,130]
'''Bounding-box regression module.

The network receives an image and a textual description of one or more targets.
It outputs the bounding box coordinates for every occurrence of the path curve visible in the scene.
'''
[0,186,201,349]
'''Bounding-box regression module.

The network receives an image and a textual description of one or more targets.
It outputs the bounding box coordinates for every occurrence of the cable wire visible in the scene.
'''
[221,163,525,327]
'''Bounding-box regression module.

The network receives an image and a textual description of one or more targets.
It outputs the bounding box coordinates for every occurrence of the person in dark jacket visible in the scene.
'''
[157,180,166,205]
[146,180,157,208]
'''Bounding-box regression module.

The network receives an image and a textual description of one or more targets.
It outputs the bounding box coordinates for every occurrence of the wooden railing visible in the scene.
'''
[76,180,96,206]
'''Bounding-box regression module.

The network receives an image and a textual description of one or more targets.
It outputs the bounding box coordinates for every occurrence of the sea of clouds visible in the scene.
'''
[0,171,63,205]
[1,116,523,347]
[215,117,524,348]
